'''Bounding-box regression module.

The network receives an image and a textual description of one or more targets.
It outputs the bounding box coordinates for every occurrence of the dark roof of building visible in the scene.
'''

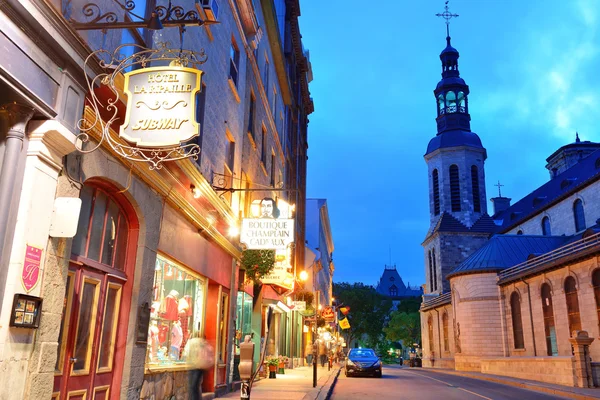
[426,129,485,155]
[546,140,600,163]
[447,234,569,278]
[376,266,422,298]
[425,212,496,240]
[493,148,600,231]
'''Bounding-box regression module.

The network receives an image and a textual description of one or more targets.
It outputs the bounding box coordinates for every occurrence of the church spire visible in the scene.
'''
[433,1,471,135]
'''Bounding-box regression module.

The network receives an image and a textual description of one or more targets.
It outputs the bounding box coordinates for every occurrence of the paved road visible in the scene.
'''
[331,365,569,400]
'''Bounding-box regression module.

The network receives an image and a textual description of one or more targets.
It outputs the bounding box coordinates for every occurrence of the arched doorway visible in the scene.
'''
[53,181,139,400]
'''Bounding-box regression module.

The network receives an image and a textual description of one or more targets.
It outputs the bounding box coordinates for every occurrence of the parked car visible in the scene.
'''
[344,348,382,378]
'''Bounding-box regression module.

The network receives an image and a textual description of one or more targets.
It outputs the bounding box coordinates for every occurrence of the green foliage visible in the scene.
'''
[333,282,393,347]
[383,311,421,350]
[295,290,315,316]
[265,355,280,366]
[241,250,275,283]
[394,298,421,314]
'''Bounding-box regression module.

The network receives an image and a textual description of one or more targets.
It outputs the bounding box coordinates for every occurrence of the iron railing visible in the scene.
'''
[421,292,451,311]
[498,231,600,284]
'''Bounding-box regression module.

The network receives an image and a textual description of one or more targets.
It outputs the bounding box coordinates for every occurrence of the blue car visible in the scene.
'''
[344,348,382,378]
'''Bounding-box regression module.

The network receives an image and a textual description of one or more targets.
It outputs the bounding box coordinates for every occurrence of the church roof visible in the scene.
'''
[447,235,569,278]
[425,212,496,240]
[493,148,600,231]
[426,129,485,155]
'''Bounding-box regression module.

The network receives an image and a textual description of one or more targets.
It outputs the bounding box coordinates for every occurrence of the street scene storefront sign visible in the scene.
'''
[120,66,202,148]
[21,245,42,292]
[292,301,306,311]
[240,218,295,250]
[321,306,335,321]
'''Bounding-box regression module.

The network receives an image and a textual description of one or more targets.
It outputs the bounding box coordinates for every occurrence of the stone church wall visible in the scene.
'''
[505,178,600,237]
[421,304,455,369]
[434,233,489,293]
[480,356,575,386]
[450,273,504,371]
[500,256,600,361]
[426,147,488,228]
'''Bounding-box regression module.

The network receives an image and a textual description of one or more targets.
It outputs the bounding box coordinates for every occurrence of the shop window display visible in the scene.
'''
[147,255,206,367]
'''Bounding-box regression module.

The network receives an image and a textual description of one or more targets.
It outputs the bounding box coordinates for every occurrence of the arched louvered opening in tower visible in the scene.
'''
[432,169,440,215]
[449,165,461,212]
[471,165,480,213]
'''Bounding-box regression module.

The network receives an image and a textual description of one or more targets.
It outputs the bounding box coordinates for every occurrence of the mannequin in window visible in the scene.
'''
[162,290,180,321]
[171,320,183,360]
[148,321,159,361]
[178,296,190,357]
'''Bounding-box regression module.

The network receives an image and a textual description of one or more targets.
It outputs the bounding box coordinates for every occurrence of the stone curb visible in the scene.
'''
[301,366,342,400]
[426,368,600,400]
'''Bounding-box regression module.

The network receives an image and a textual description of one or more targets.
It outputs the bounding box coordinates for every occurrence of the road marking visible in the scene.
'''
[404,371,493,400]
[456,387,493,400]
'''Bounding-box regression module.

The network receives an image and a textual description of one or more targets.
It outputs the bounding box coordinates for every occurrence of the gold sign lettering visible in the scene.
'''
[132,118,188,130]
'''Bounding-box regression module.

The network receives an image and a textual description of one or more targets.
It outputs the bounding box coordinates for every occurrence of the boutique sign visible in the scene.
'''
[240,197,295,250]
[240,219,294,250]
[120,66,202,148]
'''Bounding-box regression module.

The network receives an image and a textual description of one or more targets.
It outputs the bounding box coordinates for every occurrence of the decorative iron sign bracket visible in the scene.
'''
[70,0,219,31]
[211,172,298,194]
[77,41,208,170]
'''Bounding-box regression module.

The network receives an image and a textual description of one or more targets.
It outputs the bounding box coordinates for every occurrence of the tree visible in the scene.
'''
[383,311,421,350]
[333,282,392,347]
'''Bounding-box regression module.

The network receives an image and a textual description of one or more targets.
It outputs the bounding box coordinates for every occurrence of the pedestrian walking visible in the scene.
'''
[305,340,313,366]
[184,332,215,400]
[318,339,327,367]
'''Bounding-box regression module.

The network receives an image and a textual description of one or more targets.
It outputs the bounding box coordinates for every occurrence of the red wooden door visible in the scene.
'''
[53,264,124,400]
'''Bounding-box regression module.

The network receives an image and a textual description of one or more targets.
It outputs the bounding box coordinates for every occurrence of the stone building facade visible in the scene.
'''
[420,27,600,389]
[0,1,313,399]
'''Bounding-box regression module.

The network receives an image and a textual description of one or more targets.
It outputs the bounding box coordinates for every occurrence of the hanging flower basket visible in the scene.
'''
[241,250,275,284]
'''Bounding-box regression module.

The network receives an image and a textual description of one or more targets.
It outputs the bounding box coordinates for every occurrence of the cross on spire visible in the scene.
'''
[494,180,504,197]
[436,1,459,38]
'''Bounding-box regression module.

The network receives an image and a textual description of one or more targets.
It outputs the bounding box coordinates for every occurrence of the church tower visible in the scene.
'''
[425,32,488,228]
[422,9,494,295]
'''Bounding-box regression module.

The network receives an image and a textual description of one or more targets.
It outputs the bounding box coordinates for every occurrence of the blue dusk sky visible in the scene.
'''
[299,0,600,288]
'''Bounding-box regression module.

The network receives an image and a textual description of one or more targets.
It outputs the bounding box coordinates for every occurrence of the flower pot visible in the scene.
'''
[268,364,277,379]
[278,362,285,374]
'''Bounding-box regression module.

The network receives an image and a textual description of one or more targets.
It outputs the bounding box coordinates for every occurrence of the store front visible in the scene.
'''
[141,203,237,398]
[147,255,207,368]
[232,291,253,382]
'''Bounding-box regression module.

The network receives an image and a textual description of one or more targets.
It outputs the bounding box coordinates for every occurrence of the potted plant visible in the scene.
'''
[278,355,289,374]
[265,356,279,379]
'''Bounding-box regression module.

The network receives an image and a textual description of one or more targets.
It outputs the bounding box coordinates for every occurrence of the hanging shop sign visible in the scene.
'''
[321,306,335,322]
[292,301,306,311]
[77,43,209,169]
[339,318,350,330]
[241,198,294,250]
[21,245,42,292]
[240,218,294,250]
[120,67,202,148]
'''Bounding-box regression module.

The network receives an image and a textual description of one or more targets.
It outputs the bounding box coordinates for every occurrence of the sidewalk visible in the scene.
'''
[218,365,342,400]
[424,367,600,400]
